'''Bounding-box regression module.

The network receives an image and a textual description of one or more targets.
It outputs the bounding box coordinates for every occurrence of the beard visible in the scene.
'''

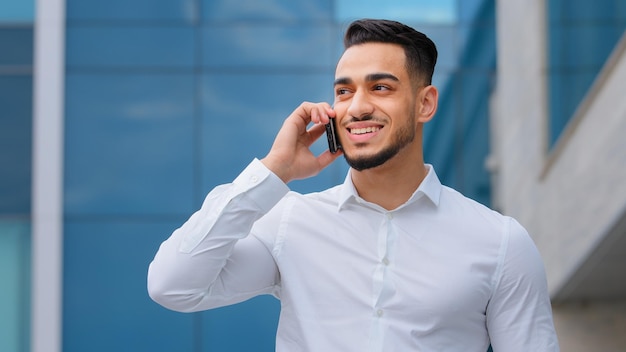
[343,115,416,171]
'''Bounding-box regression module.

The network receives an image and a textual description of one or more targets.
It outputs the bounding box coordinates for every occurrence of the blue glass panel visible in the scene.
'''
[0,0,34,22]
[66,0,195,22]
[547,0,564,23]
[547,0,626,147]
[409,24,458,70]
[431,67,454,90]
[458,25,496,69]
[549,70,596,145]
[202,24,333,69]
[64,73,195,216]
[66,26,195,68]
[0,221,30,352]
[202,296,280,352]
[560,24,622,69]
[548,71,565,146]
[0,27,33,66]
[424,72,458,189]
[0,75,32,214]
[547,24,564,71]
[459,0,495,25]
[202,0,332,21]
[335,0,456,24]
[200,72,347,196]
[618,1,626,20]
[460,71,492,206]
[63,220,195,352]
[561,0,617,22]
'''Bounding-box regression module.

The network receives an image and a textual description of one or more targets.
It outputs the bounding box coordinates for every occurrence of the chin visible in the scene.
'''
[343,147,398,171]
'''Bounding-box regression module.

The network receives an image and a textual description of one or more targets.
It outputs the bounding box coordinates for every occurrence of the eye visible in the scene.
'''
[373,84,389,91]
[336,87,350,95]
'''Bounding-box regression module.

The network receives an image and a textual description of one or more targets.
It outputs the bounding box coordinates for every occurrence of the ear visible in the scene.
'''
[416,85,438,123]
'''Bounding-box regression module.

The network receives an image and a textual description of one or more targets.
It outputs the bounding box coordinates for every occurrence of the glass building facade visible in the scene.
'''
[0,0,34,351]
[3,0,504,351]
[547,0,626,147]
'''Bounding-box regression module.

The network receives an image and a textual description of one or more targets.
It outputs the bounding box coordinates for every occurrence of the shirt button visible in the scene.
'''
[382,257,390,266]
[376,309,384,317]
[386,213,393,219]
[250,175,259,184]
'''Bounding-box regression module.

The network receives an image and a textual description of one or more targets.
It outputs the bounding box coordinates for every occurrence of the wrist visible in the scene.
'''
[260,156,291,184]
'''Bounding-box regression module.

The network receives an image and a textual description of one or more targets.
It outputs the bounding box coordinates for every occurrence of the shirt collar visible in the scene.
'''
[337,164,442,212]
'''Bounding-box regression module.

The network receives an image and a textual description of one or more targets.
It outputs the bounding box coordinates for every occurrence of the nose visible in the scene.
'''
[346,90,374,120]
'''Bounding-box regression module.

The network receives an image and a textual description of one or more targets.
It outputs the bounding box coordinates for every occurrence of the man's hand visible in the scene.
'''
[261,102,343,183]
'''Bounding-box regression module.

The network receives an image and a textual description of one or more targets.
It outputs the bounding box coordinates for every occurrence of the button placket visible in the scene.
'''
[372,212,397,323]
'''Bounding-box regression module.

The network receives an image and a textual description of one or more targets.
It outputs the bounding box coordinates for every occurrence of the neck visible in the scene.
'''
[350,151,428,211]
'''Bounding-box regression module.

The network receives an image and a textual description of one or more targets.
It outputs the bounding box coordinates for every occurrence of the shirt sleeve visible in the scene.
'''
[147,158,290,312]
[486,218,560,351]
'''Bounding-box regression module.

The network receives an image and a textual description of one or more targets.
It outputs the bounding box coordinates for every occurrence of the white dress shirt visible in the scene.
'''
[148,159,559,352]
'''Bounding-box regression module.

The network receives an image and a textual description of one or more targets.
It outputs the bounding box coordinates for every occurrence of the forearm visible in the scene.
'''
[147,159,289,312]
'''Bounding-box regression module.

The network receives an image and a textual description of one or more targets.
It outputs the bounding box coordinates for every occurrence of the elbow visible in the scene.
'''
[147,275,180,312]
[147,279,176,311]
[147,265,202,313]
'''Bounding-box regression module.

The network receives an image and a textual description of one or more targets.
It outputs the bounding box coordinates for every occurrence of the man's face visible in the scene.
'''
[333,42,419,171]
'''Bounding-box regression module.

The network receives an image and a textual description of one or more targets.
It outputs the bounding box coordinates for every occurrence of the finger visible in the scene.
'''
[310,107,321,124]
[305,123,327,146]
[315,104,335,124]
[294,102,315,126]
[316,149,343,170]
[305,102,334,125]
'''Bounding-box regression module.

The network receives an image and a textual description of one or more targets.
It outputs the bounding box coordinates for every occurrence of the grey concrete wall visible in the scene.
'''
[493,0,626,298]
[553,301,626,352]
[493,0,626,349]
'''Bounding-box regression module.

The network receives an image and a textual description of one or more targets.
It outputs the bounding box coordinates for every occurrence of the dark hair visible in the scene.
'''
[343,19,438,86]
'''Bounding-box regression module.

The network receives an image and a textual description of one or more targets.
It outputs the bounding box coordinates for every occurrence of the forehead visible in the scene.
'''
[335,42,408,80]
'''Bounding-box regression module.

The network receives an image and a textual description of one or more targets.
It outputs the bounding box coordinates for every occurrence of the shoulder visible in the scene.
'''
[438,185,514,232]
[255,185,342,229]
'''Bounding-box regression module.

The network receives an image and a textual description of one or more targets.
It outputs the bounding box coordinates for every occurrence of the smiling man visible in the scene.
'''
[148,19,559,351]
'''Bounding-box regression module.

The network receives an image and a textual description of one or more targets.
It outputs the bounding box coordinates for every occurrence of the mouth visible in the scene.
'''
[349,126,382,135]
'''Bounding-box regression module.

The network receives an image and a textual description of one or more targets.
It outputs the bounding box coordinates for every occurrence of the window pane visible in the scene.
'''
[0,0,34,22]
[424,72,459,189]
[63,220,194,352]
[0,220,30,352]
[558,24,622,69]
[202,24,334,69]
[335,0,457,24]
[548,70,597,145]
[410,24,459,70]
[460,71,492,206]
[546,0,626,146]
[0,27,33,66]
[66,0,195,22]
[202,296,280,351]
[561,0,618,21]
[202,0,332,21]
[200,72,346,195]
[0,75,32,214]
[459,0,495,25]
[66,26,195,69]
[64,73,195,216]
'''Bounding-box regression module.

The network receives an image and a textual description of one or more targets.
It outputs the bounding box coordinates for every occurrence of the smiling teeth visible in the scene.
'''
[351,127,381,135]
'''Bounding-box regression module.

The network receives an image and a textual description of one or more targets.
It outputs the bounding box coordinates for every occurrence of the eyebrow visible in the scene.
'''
[334,72,400,86]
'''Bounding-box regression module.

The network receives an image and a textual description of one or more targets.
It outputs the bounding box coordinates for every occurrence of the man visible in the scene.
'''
[148,19,559,351]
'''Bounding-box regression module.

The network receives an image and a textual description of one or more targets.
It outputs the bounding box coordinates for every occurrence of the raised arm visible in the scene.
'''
[147,102,342,312]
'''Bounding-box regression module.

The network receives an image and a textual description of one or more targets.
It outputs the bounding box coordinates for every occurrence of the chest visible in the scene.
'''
[275,206,500,321]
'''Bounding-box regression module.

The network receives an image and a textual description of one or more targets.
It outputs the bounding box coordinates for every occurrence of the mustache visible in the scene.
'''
[347,115,385,123]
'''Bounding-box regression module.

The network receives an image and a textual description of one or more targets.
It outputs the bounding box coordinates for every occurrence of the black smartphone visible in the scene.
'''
[325,118,341,153]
